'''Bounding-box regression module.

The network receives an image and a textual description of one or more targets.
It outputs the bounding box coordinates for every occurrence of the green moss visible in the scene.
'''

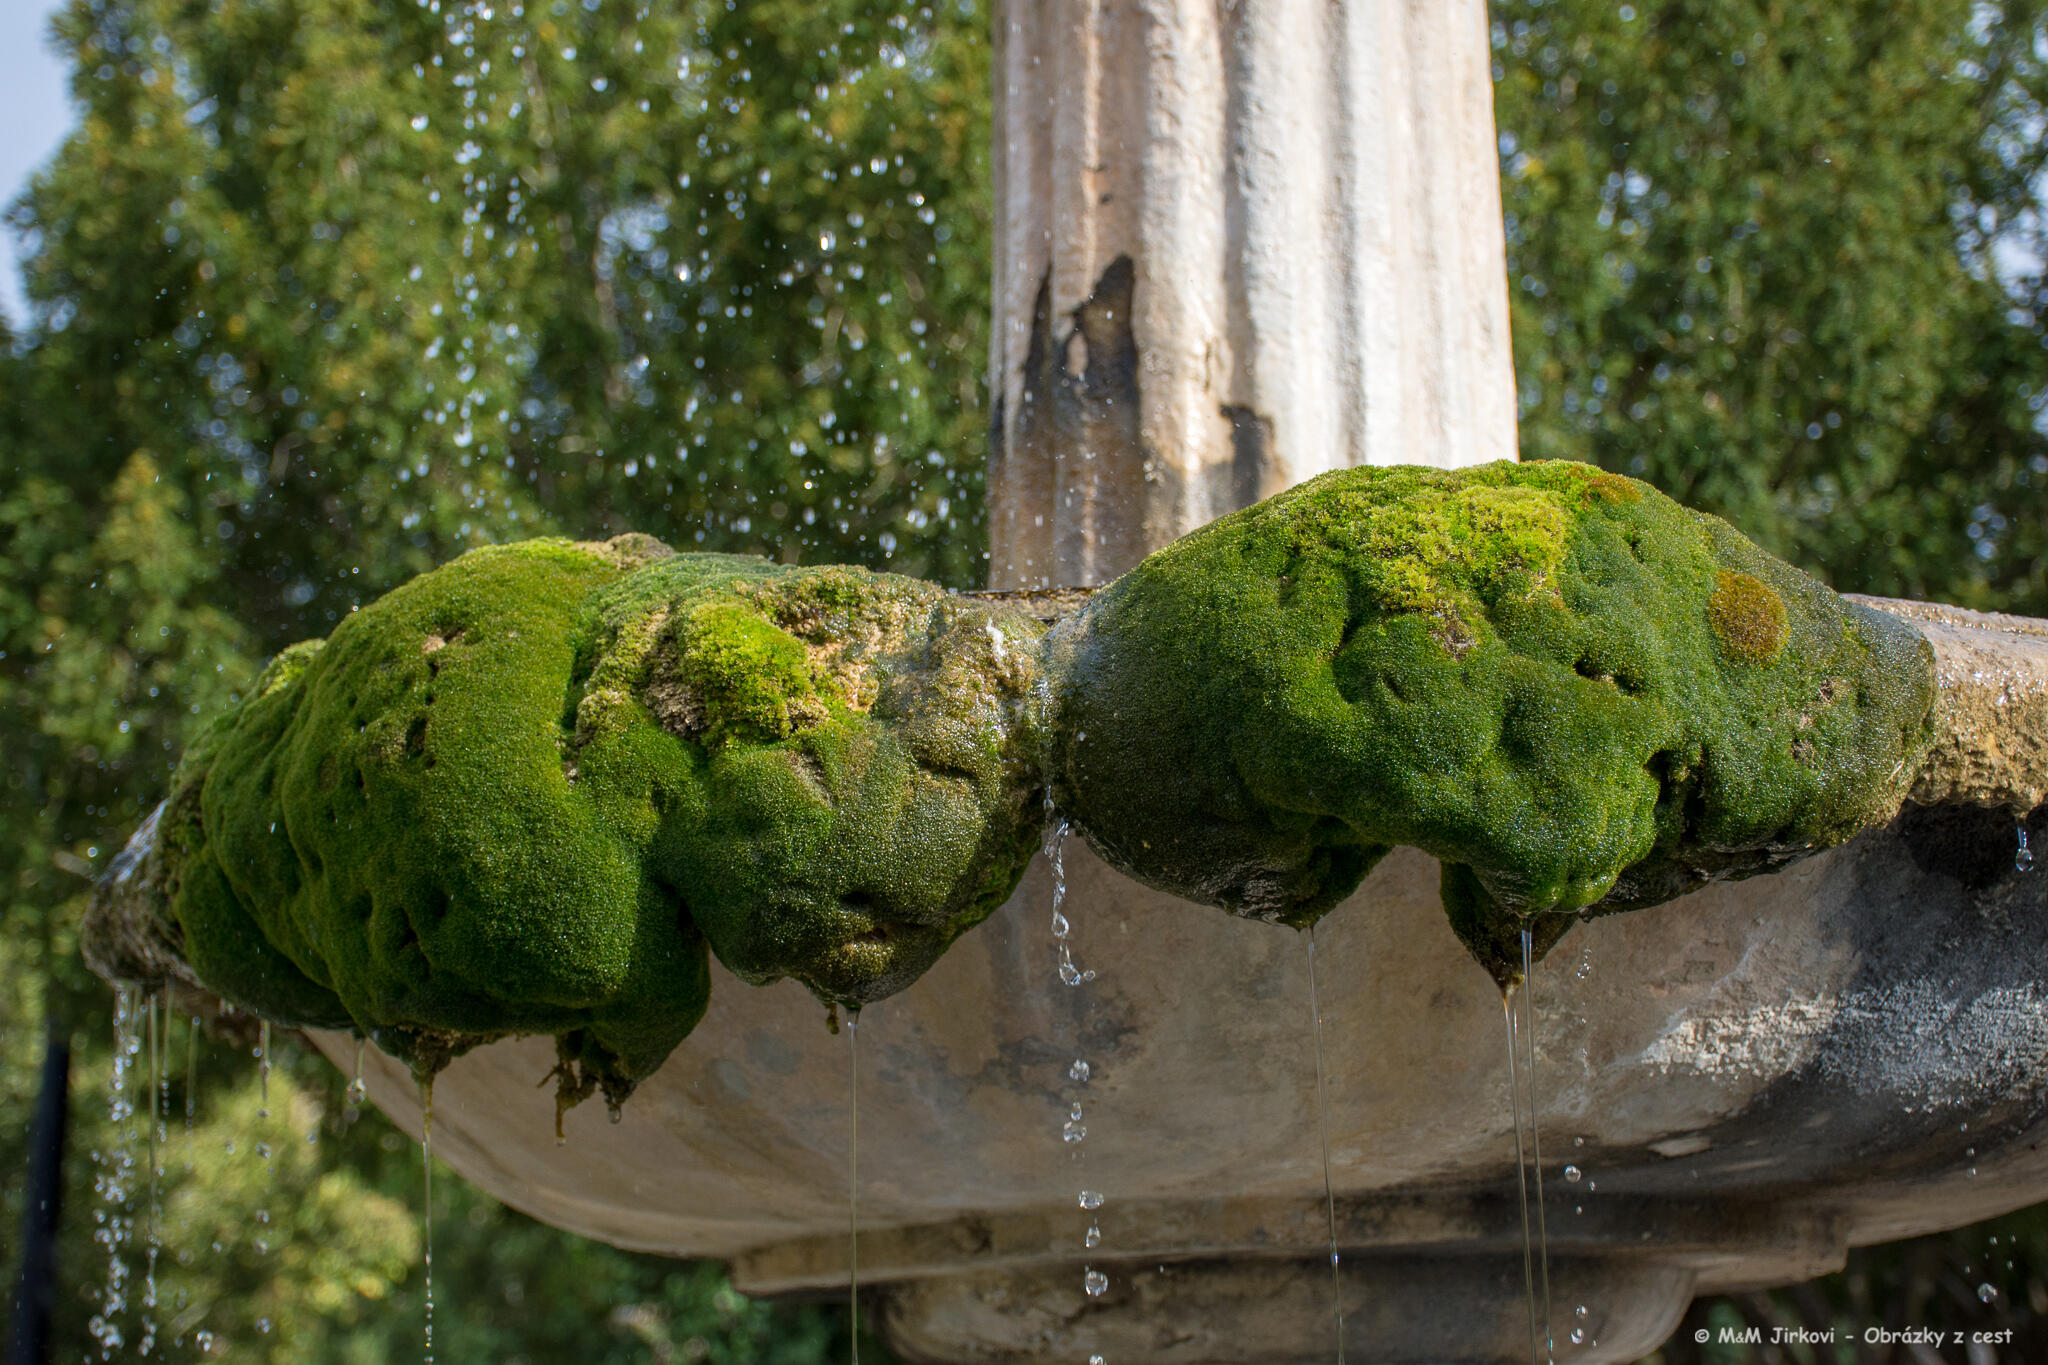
[1046,460,1937,987]
[159,539,1047,1107]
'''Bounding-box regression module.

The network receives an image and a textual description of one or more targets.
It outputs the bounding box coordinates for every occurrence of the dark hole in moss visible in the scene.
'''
[1382,672,1414,704]
[1575,656,1645,696]
[427,657,441,678]
[404,714,429,757]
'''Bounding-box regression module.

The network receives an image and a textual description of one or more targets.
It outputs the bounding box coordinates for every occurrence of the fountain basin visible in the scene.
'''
[307,599,2047,1363]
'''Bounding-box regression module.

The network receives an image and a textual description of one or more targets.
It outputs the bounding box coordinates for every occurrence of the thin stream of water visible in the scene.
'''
[93,984,141,1360]
[141,991,162,1357]
[421,1077,437,1365]
[1306,928,1344,1363]
[848,1009,860,1365]
[1502,990,1540,1365]
[348,1037,369,1107]
[1046,809,1110,1343]
[257,1019,272,1120]
[1521,929,1553,1362]
[185,1013,199,1127]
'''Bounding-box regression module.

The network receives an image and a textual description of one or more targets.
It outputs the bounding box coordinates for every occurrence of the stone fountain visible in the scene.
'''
[82,2,2048,1363]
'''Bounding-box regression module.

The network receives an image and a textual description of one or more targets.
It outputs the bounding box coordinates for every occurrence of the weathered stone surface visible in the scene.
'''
[1852,595,2048,814]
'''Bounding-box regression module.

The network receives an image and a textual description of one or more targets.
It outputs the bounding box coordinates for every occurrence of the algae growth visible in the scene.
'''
[146,536,1048,1107]
[1045,460,1937,985]
[104,461,1940,1097]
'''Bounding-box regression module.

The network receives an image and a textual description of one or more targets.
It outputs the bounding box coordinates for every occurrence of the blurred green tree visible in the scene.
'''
[1492,0,2048,615]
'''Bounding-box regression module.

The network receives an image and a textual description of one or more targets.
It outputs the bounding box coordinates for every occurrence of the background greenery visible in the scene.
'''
[1,0,2042,1359]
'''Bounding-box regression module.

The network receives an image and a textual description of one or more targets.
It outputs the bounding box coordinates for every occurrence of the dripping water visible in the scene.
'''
[421,1077,436,1365]
[348,1036,369,1108]
[1521,928,1553,1362]
[1502,987,1540,1365]
[92,984,141,1360]
[2018,823,2034,873]
[257,1019,272,1119]
[185,1013,200,1126]
[1305,927,1344,1363]
[1046,802,1108,1337]
[847,1009,860,1365]
[140,991,163,1357]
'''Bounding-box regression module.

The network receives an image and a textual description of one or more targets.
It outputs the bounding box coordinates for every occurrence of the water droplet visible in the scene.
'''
[1570,1328,1585,1344]
[1085,1224,1102,1248]
[195,1330,215,1351]
[1575,1305,1588,1317]
[1089,1356,1106,1365]
[818,230,836,253]
[256,1317,272,1334]
[1078,1190,1104,1210]
[1069,1058,1091,1083]
[1050,909,1070,939]
[1062,1120,1086,1143]
[1979,1282,1998,1303]
[2016,825,2032,872]
[1563,1165,1583,1183]
[1084,1268,1108,1296]
[412,113,430,131]
[347,1076,368,1105]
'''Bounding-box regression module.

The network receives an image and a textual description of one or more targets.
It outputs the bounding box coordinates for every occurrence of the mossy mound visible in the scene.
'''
[157,537,1047,1106]
[1045,460,1937,985]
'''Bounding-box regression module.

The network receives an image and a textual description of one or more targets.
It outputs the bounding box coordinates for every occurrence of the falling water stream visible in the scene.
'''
[421,1076,437,1365]
[141,991,164,1357]
[92,984,141,1360]
[1522,930,1553,1360]
[1503,930,1555,1365]
[847,1009,861,1365]
[1305,927,1344,1363]
[1045,809,1111,1350]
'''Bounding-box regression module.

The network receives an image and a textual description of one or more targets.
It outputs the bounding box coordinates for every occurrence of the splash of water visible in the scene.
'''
[1305,927,1344,1362]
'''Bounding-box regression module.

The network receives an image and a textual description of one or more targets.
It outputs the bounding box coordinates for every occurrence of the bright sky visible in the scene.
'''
[1,0,77,329]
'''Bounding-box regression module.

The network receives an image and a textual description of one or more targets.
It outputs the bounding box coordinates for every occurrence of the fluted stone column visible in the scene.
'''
[987,0,1518,589]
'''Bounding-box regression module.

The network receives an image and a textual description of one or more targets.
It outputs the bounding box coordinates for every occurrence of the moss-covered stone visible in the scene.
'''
[1045,461,1937,985]
[145,462,1939,1072]
[158,537,1047,1106]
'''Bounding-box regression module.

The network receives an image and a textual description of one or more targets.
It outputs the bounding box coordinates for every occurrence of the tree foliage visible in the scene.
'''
[1493,0,2048,613]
